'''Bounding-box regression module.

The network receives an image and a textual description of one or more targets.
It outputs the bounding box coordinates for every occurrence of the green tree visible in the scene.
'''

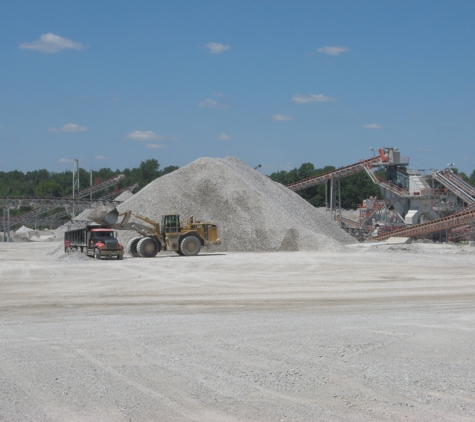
[34,180,63,197]
[270,164,379,209]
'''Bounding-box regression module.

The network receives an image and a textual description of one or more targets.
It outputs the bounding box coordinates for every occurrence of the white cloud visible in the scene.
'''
[206,42,230,54]
[58,158,72,163]
[198,98,229,109]
[127,130,164,141]
[363,123,383,129]
[317,46,350,56]
[95,155,109,160]
[292,94,338,103]
[213,91,225,97]
[146,143,166,149]
[19,33,85,53]
[217,132,231,141]
[49,123,89,132]
[272,114,295,121]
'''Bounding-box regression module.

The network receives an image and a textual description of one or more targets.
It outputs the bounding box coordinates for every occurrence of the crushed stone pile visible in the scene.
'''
[15,225,34,234]
[73,208,96,221]
[117,157,357,252]
[45,243,65,256]
[56,250,94,263]
[46,243,96,263]
[12,226,57,242]
[114,190,134,202]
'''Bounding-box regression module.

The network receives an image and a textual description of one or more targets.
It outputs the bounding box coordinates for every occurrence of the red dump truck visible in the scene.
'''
[64,225,124,260]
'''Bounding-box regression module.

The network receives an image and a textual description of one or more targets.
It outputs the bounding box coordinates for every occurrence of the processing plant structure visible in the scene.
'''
[288,147,475,242]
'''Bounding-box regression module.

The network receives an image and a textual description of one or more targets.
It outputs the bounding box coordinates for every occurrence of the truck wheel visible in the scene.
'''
[180,235,201,256]
[126,237,142,257]
[94,248,101,260]
[175,250,185,256]
[137,237,159,258]
[117,254,123,260]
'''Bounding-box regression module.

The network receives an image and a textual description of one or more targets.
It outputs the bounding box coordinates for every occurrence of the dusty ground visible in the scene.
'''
[1,242,475,422]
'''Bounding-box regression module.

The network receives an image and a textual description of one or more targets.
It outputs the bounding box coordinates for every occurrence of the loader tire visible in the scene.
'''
[126,237,142,257]
[137,237,159,258]
[180,235,201,256]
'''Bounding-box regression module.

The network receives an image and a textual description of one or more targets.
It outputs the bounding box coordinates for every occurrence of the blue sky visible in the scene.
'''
[1,1,474,175]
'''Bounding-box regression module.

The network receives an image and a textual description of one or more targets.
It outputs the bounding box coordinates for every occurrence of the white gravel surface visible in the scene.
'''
[117,157,356,252]
[1,242,475,421]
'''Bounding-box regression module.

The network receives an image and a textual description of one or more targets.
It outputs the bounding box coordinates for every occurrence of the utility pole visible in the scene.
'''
[72,159,79,199]
[90,169,93,201]
[72,159,79,216]
[2,207,5,242]
[2,207,10,242]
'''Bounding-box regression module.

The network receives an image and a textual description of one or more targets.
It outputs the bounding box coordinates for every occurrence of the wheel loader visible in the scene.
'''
[87,207,221,258]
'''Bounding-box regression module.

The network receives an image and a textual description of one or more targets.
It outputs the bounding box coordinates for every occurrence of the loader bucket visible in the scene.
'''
[87,206,120,225]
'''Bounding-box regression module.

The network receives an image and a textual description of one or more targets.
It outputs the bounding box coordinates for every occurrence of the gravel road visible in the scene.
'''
[1,242,474,421]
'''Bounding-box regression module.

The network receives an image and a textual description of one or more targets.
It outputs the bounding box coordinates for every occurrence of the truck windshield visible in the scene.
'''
[94,232,114,238]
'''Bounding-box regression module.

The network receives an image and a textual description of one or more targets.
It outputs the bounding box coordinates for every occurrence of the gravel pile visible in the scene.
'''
[45,243,64,256]
[12,226,57,242]
[15,225,33,234]
[73,208,95,221]
[114,190,134,202]
[46,242,96,262]
[56,250,93,263]
[117,157,356,252]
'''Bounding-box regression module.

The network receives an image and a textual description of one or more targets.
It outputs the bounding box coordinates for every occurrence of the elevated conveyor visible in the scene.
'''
[0,197,120,232]
[362,167,411,198]
[287,156,382,192]
[432,170,475,205]
[369,207,475,242]
[17,184,139,228]
[99,183,138,201]
[64,174,125,200]
[6,174,125,228]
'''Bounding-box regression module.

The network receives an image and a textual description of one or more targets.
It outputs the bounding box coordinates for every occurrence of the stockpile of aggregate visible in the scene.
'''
[117,157,356,252]
[13,225,57,242]
[45,242,97,262]
[114,190,134,202]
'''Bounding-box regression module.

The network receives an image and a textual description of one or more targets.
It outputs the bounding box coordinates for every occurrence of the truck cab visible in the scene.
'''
[88,228,124,259]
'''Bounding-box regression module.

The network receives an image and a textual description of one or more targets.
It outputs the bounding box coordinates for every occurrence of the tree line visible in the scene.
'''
[0,159,178,198]
[2,159,474,212]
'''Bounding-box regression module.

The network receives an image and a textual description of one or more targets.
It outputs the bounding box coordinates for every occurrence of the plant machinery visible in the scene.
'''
[88,207,221,258]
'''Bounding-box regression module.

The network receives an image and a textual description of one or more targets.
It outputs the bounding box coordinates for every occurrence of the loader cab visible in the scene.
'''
[162,214,181,235]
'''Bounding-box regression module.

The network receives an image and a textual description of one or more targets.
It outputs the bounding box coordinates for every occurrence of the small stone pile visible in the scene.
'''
[13,225,57,242]
[117,157,356,252]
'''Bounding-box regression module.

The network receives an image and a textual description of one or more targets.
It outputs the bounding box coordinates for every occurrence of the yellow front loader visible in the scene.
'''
[88,207,221,258]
